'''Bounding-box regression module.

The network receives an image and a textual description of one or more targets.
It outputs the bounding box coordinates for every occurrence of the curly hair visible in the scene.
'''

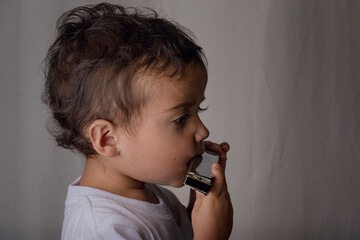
[42,3,206,156]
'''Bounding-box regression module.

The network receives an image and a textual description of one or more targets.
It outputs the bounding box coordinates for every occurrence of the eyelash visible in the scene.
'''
[173,106,208,127]
[198,106,208,112]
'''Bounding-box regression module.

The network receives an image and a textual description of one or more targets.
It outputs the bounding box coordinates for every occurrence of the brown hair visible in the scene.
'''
[42,3,206,156]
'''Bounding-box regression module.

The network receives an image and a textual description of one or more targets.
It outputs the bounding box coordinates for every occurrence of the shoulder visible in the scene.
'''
[61,195,95,240]
[62,180,192,240]
[62,185,151,240]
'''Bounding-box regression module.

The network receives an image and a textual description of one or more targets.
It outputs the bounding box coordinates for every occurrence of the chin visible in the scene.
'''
[171,182,184,188]
[169,176,187,188]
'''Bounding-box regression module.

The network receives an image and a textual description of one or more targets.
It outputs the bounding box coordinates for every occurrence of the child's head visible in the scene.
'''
[43,3,206,156]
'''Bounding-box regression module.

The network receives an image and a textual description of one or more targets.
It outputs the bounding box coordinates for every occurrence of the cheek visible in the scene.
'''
[161,131,191,153]
[137,121,193,159]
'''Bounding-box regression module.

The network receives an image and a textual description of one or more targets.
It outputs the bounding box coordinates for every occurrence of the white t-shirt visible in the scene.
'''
[61,177,193,240]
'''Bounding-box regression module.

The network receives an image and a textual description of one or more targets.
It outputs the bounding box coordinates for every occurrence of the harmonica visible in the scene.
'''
[184,150,219,195]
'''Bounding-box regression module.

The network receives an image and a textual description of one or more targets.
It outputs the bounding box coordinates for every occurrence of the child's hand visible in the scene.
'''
[191,141,233,240]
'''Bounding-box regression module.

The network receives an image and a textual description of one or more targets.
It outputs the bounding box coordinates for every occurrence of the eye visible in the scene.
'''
[173,106,208,128]
[174,114,189,126]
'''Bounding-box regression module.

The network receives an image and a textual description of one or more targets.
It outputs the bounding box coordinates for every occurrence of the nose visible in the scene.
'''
[195,117,210,143]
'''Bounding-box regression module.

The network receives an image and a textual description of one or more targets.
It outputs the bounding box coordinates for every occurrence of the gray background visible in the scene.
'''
[1,0,360,239]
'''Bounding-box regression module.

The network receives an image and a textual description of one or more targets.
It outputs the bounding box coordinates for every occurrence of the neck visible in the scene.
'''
[79,156,158,204]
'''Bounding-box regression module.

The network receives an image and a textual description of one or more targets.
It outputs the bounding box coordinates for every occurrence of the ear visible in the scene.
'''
[88,119,120,157]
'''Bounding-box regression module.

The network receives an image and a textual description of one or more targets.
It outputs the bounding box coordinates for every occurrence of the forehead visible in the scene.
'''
[144,62,208,109]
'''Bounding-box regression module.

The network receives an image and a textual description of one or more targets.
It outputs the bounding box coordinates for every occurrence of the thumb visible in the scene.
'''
[209,163,227,196]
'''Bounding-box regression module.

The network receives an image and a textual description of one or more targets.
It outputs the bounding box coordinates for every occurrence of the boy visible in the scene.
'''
[43,3,233,240]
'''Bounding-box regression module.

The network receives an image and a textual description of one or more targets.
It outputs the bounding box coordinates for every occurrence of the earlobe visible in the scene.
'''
[88,119,120,157]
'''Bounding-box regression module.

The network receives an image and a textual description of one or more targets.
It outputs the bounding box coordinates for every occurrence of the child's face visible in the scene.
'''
[116,62,209,187]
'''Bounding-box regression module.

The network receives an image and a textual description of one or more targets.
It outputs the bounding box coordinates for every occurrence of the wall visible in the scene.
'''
[0,0,359,239]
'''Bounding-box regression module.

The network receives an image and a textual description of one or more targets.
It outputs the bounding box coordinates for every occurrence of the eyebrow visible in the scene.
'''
[164,97,206,112]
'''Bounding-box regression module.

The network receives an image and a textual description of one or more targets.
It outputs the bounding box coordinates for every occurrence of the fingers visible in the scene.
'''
[204,141,230,169]
[203,141,230,194]
[205,141,230,152]
[220,142,230,152]
[204,141,230,153]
